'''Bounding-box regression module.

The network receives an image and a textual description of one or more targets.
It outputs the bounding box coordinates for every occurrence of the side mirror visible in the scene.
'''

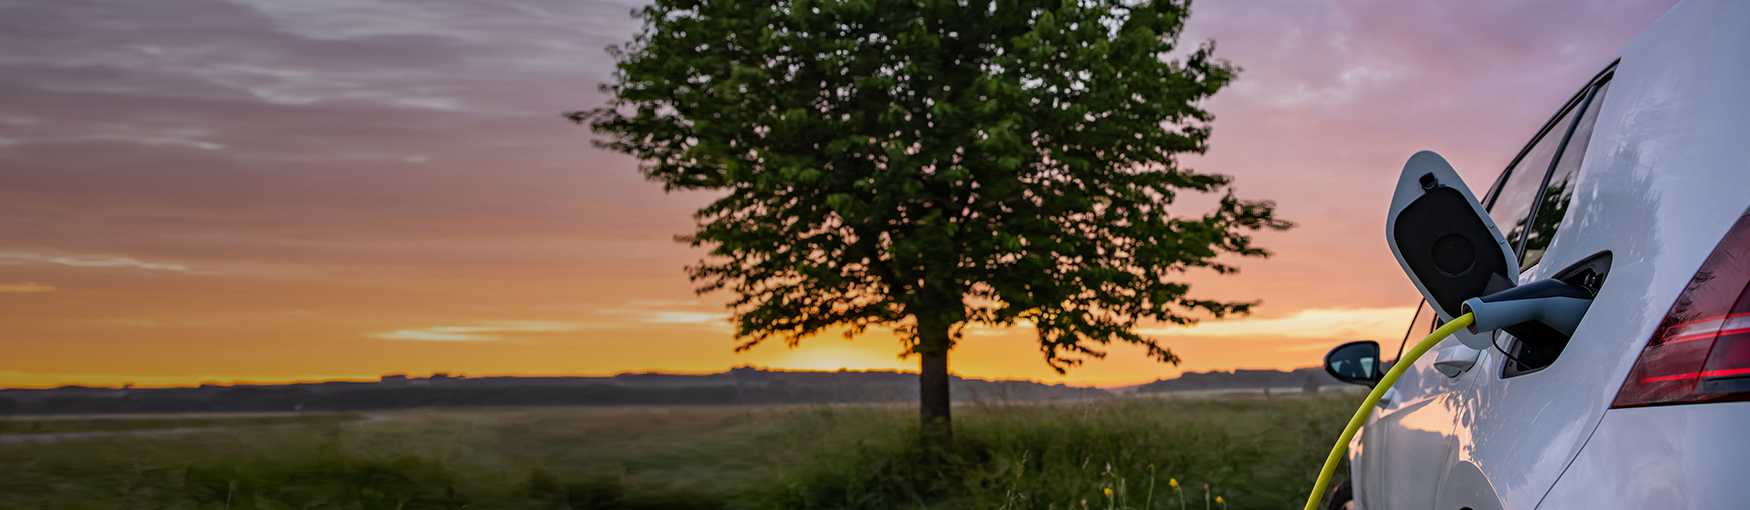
[1325,341,1382,387]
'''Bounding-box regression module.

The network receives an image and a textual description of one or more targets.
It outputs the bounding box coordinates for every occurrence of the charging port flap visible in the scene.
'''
[1386,151,1520,324]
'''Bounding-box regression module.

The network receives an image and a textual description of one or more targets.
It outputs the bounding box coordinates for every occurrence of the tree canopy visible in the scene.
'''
[575,0,1290,428]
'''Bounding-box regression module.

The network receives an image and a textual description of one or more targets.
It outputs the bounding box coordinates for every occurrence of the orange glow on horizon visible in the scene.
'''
[0,0,1675,391]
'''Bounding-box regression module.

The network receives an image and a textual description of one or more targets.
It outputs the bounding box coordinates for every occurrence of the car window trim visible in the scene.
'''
[1481,91,1587,209]
[1395,300,1427,363]
[1482,62,1620,212]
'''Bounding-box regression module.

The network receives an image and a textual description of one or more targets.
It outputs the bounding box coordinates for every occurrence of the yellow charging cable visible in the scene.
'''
[1302,312,1475,510]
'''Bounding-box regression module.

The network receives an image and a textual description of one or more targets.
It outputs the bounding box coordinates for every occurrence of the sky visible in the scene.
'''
[0,0,1679,388]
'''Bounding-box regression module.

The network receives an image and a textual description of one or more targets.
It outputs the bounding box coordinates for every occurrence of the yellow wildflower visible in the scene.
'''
[1169,478,1178,488]
[1216,496,1224,504]
[1103,488,1113,496]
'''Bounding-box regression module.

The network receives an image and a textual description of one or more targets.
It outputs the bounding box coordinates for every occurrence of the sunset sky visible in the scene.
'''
[0,0,1679,388]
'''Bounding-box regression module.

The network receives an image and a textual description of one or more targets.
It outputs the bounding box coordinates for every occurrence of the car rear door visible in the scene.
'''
[1436,68,1615,510]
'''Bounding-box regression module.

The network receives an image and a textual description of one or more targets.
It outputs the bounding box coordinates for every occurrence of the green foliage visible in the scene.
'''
[576,0,1292,369]
[0,408,744,510]
[1510,179,1572,261]
[759,396,1358,509]
[527,469,727,510]
[0,398,1355,509]
[183,454,467,510]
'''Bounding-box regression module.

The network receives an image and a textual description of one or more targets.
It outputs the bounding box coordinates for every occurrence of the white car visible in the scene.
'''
[1318,1,1750,509]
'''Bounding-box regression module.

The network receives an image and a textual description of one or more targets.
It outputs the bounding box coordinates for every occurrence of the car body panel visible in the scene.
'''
[1350,1,1750,508]
[1536,402,1750,509]
[1357,340,1471,510]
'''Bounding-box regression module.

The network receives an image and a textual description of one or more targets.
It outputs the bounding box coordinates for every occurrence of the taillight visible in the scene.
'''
[1614,214,1750,408]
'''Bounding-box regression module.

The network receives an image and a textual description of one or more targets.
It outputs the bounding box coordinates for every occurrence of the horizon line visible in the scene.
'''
[0,364,1328,391]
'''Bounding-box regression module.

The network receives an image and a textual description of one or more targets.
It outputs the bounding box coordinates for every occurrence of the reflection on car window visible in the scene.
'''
[1330,348,1377,379]
[1395,301,1432,363]
[1488,104,1578,260]
[1519,81,1610,269]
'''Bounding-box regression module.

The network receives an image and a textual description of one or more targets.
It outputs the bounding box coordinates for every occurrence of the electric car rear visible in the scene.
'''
[1322,1,1750,508]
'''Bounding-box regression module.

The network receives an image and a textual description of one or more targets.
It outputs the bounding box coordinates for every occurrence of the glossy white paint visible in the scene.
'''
[1345,1,1750,509]
[1537,402,1750,509]
[1353,314,1471,510]
[1432,345,1481,378]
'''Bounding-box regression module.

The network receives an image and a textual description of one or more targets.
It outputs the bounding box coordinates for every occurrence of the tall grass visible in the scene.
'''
[760,395,1358,510]
[0,413,362,434]
[0,394,1359,509]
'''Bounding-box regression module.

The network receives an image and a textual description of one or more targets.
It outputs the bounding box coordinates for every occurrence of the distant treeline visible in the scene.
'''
[0,366,1361,415]
[1133,367,1344,394]
[0,367,1109,415]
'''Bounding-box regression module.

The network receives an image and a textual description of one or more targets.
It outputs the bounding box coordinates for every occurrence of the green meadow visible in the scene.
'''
[0,393,1360,510]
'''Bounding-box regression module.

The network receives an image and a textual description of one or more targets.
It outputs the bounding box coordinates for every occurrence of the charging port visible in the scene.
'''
[1502,251,1612,377]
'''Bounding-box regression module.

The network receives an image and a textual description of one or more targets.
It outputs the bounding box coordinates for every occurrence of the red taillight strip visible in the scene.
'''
[1642,372,1699,383]
[1662,318,1725,343]
[1655,314,1750,344]
[1638,367,1750,383]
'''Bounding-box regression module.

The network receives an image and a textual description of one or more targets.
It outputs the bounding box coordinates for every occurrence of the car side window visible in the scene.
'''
[1395,301,1434,363]
[1486,103,1580,265]
[1519,80,1610,268]
[1484,71,1613,272]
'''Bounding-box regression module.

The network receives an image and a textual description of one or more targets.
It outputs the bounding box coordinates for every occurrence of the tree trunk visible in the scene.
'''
[916,311,953,440]
[919,350,951,438]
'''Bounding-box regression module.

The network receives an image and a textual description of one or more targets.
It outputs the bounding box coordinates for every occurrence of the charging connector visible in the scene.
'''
[1460,278,1595,344]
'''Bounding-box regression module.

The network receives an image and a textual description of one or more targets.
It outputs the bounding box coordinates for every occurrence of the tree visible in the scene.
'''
[574,0,1290,437]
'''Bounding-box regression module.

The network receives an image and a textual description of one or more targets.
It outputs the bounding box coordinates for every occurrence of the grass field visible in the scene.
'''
[0,393,1361,510]
[0,413,364,435]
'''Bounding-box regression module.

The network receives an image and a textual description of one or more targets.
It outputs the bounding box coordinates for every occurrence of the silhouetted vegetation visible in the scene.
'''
[1134,368,1343,394]
[526,469,728,510]
[763,396,1358,509]
[0,368,1108,415]
[0,395,1357,509]
[577,0,1290,432]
